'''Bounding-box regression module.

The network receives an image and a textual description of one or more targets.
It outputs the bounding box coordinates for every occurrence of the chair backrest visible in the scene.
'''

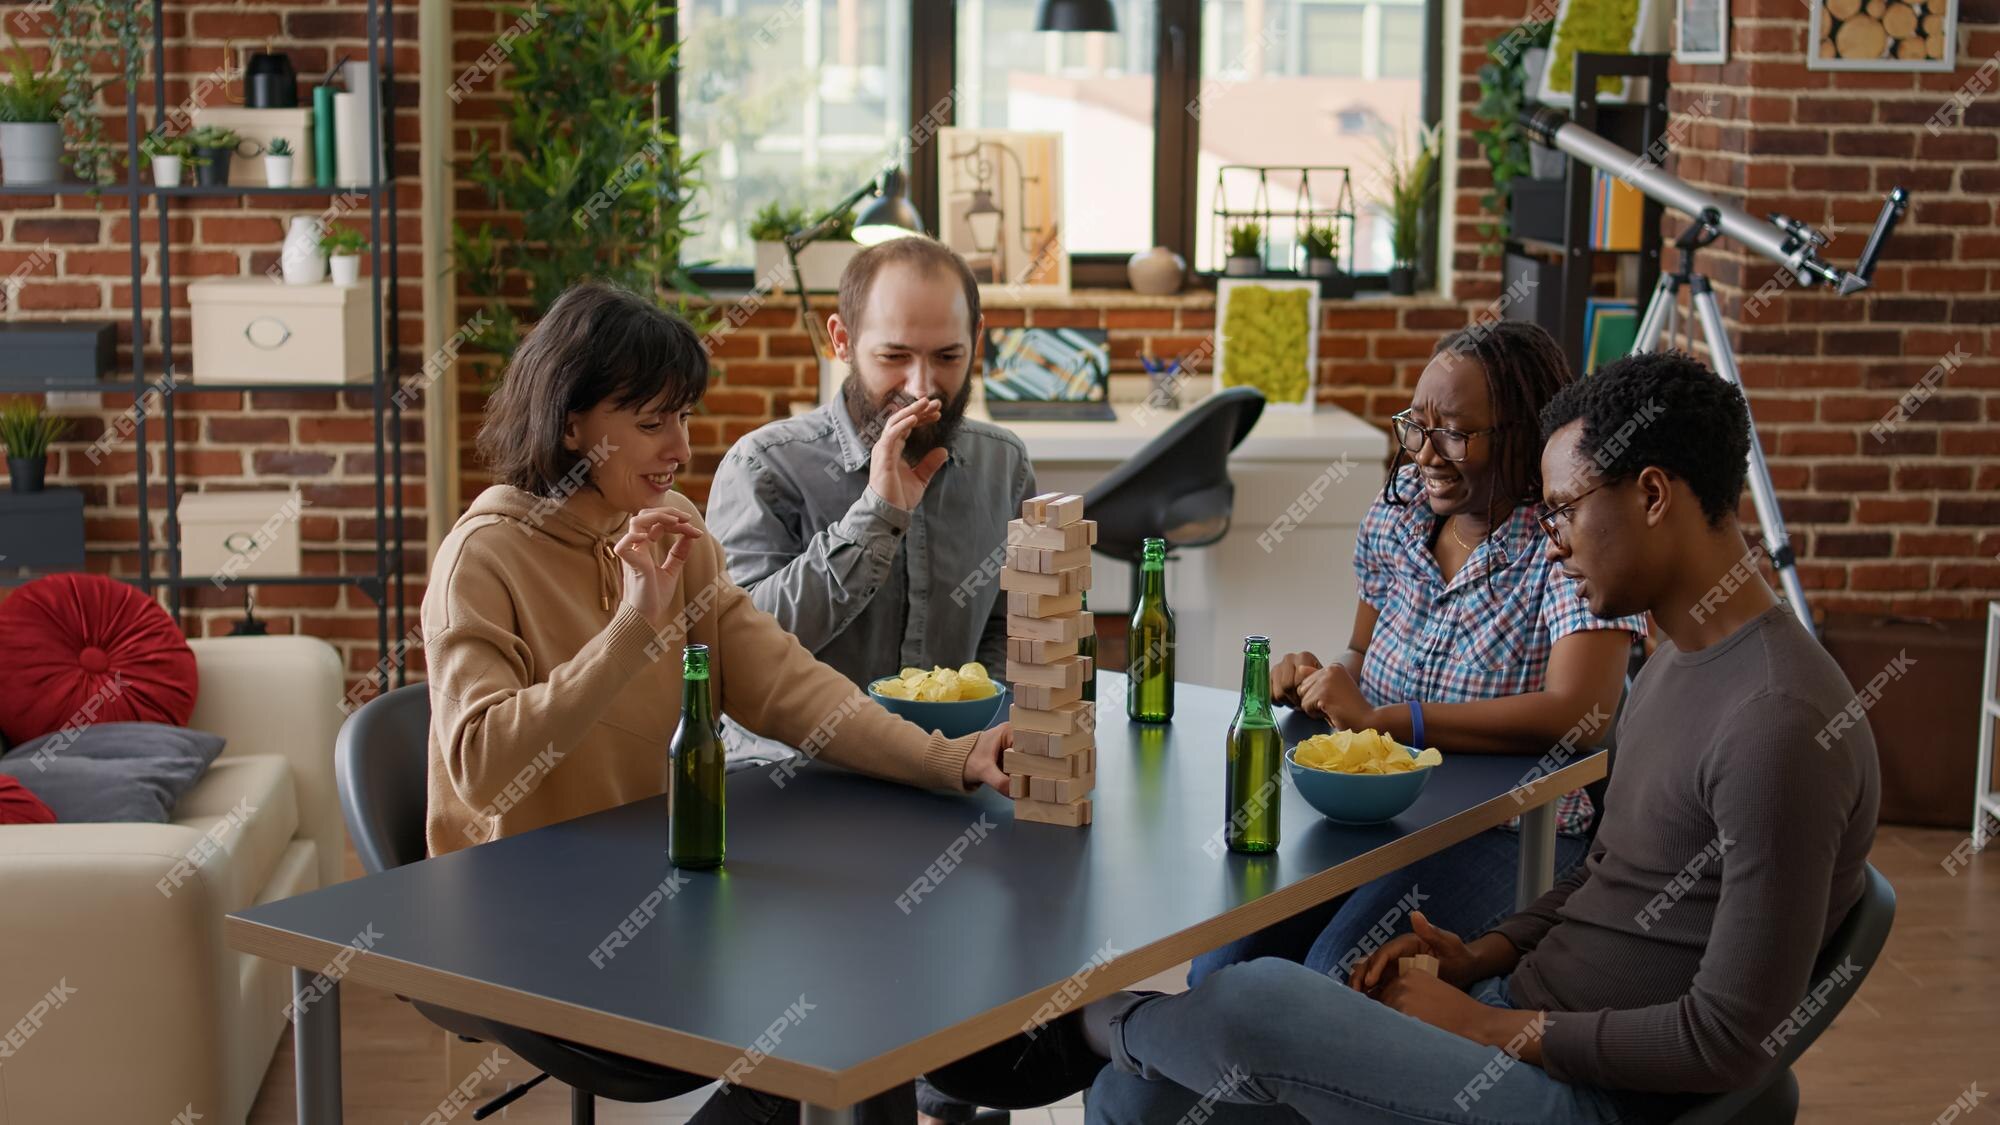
[333,682,432,874]
[1083,386,1264,562]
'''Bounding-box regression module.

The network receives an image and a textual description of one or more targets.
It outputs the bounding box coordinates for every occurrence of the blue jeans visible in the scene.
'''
[1088,959,1642,1124]
[1190,827,1591,985]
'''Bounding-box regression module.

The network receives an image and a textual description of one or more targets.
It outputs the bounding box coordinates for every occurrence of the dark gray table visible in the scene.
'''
[227,675,1603,1123]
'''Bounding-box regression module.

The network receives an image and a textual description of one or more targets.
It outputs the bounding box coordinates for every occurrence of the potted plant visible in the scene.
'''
[186,124,240,187]
[140,131,193,187]
[1224,222,1263,276]
[1470,21,1557,250]
[748,200,862,291]
[264,136,294,188]
[1377,124,1441,296]
[321,226,366,285]
[1300,222,1351,299]
[0,50,66,186]
[1,399,70,493]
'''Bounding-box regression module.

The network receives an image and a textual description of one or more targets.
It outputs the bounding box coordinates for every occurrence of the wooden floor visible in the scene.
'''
[247,824,2000,1124]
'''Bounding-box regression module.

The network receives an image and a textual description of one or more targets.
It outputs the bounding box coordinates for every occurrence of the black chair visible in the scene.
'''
[1083,385,1265,565]
[334,684,713,1123]
[1669,863,1897,1125]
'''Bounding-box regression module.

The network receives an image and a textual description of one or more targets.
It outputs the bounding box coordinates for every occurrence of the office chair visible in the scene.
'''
[334,684,713,1123]
[1083,385,1265,564]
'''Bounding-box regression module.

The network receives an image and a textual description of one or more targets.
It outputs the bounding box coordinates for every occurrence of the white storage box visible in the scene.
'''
[188,278,374,383]
[178,489,305,580]
[188,105,315,186]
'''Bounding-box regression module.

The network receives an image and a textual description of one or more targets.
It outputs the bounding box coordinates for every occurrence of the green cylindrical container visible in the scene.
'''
[1225,635,1282,854]
[1127,537,1175,723]
[670,643,725,868]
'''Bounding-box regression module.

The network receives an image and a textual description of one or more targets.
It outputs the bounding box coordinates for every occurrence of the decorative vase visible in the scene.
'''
[1126,247,1186,295]
[1304,256,1338,280]
[1224,254,1262,277]
[150,154,183,187]
[329,254,360,286]
[281,216,327,285]
[1388,265,1417,296]
[264,153,294,188]
[7,454,47,493]
[0,122,63,186]
[194,145,234,186]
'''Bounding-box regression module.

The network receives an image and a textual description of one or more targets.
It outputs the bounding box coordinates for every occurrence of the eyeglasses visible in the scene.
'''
[1390,409,1500,463]
[1536,480,1612,545]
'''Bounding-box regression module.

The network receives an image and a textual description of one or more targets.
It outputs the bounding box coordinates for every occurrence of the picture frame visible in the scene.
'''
[937,127,1070,298]
[1213,278,1320,414]
[1807,0,1957,70]
[1675,0,1730,63]
[1537,0,1665,106]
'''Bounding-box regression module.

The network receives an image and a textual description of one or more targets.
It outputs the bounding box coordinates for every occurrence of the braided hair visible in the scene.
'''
[1383,320,1573,533]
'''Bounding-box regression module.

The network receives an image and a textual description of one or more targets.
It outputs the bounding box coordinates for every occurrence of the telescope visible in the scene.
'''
[1516,107,1913,634]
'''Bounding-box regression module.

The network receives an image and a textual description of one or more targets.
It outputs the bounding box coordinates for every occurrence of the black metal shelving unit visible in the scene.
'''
[1,0,406,688]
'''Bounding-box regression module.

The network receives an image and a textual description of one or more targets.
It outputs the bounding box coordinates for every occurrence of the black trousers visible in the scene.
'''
[913,1011,1107,1119]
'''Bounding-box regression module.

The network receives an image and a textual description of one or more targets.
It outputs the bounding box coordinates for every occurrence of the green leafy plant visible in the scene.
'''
[1220,285,1313,405]
[1301,223,1339,261]
[748,201,805,242]
[453,0,709,367]
[1227,222,1263,259]
[0,400,71,460]
[1548,0,1640,98]
[1377,123,1441,269]
[266,137,293,157]
[186,124,240,151]
[1470,20,1553,251]
[139,131,192,159]
[321,227,367,256]
[0,50,66,123]
[49,0,153,185]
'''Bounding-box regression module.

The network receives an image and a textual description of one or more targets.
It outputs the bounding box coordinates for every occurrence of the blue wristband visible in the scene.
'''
[1408,701,1426,751]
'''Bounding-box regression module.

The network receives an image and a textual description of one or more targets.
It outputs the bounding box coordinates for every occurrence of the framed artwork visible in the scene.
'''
[1538,0,1665,106]
[1214,278,1320,413]
[1675,0,1730,62]
[1809,0,1957,69]
[937,128,1069,297]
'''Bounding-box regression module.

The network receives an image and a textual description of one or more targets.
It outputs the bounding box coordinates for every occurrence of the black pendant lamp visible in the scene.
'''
[1035,0,1118,32]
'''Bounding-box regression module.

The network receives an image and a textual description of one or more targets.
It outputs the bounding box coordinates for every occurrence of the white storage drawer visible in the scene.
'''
[188,278,374,383]
[178,490,305,580]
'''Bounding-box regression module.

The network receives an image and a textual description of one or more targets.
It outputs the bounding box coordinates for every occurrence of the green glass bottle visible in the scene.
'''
[670,643,725,869]
[1225,635,1283,854]
[1078,590,1097,703]
[1127,537,1175,723]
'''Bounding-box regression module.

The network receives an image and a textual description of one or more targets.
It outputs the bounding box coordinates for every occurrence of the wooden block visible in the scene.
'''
[1398,954,1440,977]
[1004,773,1033,799]
[999,565,1092,597]
[1007,543,1093,575]
[1010,699,1093,736]
[1014,728,1095,758]
[1004,746,1091,779]
[1007,654,1090,690]
[1008,589,1084,619]
[1008,635,1079,663]
[1043,494,1085,527]
[1028,770,1095,803]
[1012,679,1082,711]
[1014,795,1091,827]
[1007,518,1093,552]
[1007,611,1089,643]
[1021,491,1065,523]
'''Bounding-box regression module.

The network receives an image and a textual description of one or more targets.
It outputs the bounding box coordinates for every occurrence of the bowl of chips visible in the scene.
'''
[868,663,1009,739]
[1286,729,1444,825]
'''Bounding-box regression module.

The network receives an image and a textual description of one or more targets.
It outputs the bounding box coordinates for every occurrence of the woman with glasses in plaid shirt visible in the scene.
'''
[1191,320,1647,984]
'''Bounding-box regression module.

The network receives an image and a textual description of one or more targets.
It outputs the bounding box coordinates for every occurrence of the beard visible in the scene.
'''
[841,372,974,465]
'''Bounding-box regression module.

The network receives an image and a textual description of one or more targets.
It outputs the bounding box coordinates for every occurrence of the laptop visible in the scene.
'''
[982,327,1117,421]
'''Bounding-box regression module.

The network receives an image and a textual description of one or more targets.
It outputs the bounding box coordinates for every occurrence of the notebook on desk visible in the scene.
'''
[982,327,1117,421]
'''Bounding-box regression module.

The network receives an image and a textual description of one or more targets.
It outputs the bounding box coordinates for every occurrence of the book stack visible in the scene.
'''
[1001,492,1098,828]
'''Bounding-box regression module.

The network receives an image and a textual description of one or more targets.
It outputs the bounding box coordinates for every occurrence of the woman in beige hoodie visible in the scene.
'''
[422,281,1015,1120]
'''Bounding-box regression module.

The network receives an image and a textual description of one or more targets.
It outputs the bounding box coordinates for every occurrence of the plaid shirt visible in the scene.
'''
[1354,465,1648,835]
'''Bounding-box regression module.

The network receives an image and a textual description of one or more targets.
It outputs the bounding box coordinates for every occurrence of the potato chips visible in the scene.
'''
[1292,729,1443,774]
[872,663,998,702]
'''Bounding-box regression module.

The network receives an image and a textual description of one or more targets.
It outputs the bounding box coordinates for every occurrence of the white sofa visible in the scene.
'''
[0,635,346,1125]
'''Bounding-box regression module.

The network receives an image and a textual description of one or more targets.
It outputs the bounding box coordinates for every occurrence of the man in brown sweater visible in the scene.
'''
[949,352,1881,1122]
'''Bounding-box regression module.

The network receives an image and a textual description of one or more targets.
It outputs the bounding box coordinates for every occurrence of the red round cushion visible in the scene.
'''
[0,775,57,824]
[0,574,198,747]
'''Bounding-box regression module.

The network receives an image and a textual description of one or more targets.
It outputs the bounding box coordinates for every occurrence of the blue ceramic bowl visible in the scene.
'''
[866,681,1010,740]
[1285,744,1436,825]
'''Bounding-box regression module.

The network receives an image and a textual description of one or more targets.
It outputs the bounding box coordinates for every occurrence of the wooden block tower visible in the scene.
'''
[1001,492,1097,827]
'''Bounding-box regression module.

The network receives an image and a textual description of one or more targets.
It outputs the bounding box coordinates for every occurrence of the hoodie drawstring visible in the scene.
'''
[597,539,619,612]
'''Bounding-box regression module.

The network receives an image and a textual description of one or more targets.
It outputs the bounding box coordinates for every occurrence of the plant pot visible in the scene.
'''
[751,240,864,292]
[1304,256,1339,279]
[1388,265,1417,296]
[194,146,234,186]
[1224,254,1263,277]
[8,454,48,494]
[0,122,64,186]
[1522,47,1551,101]
[264,153,294,188]
[1312,264,1355,300]
[328,253,361,286]
[150,154,183,187]
[1529,139,1566,181]
[281,216,327,285]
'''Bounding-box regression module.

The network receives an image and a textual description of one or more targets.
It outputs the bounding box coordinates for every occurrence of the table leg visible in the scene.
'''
[293,968,343,1125]
[1517,802,1557,911]
[802,1105,856,1125]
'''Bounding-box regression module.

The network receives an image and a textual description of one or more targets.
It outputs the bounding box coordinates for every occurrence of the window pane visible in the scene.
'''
[1195,0,1430,275]
[678,0,912,271]
[956,0,1157,255]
